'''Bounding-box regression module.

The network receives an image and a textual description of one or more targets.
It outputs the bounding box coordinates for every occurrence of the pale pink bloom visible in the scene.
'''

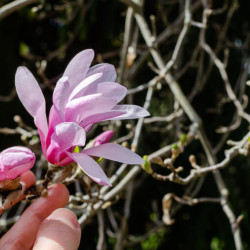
[15,49,149,186]
[0,146,35,181]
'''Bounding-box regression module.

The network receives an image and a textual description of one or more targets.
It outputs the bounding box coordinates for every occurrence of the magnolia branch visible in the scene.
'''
[130,0,245,249]
[0,0,39,20]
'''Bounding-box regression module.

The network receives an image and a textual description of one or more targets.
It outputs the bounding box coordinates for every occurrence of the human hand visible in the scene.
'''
[0,171,81,250]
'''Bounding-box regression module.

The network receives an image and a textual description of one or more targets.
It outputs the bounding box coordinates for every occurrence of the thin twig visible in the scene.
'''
[132,1,244,249]
[0,0,39,20]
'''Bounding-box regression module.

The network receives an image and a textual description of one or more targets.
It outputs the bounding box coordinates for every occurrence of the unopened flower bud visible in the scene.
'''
[94,130,114,146]
[0,146,35,182]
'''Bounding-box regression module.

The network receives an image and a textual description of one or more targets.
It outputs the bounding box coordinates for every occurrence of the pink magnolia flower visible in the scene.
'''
[15,49,149,186]
[0,146,35,181]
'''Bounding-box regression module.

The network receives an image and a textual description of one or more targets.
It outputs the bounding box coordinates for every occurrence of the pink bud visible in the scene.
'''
[0,146,35,181]
[94,130,114,146]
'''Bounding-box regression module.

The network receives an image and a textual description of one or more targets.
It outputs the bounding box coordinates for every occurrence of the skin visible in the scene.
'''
[0,171,81,250]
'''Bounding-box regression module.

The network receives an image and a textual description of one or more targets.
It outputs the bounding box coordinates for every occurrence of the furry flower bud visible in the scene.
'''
[0,146,35,181]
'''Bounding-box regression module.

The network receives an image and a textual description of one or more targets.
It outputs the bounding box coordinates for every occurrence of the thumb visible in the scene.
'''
[33,208,81,250]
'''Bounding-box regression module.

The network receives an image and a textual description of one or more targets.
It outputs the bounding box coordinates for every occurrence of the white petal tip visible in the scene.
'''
[93,178,112,187]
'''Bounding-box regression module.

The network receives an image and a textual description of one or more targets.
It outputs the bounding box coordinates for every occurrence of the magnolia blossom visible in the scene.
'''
[0,146,35,181]
[15,49,149,186]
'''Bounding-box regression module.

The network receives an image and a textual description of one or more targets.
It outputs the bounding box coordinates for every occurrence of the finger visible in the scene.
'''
[0,183,69,250]
[20,170,36,188]
[33,208,81,250]
[0,171,36,216]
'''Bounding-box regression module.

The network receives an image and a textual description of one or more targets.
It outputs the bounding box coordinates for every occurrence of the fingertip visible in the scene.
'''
[48,208,81,234]
[33,208,81,250]
[20,170,36,188]
[47,183,69,206]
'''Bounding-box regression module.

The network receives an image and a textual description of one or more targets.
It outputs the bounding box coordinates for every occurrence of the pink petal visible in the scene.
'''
[15,67,48,141]
[53,76,71,120]
[83,82,127,103]
[110,105,150,120]
[68,73,103,101]
[80,111,125,130]
[83,143,145,164]
[1,146,33,154]
[46,122,86,164]
[48,106,63,129]
[46,106,64,154]
[86,63,117,82]
[66,152,111,186]
[56,155,73,166]
[46,140,72,165]
[50,122,86,150]
[77,64,118,98]
[65,95,117,123]
[39,129,48,159]
[63,49,94,90]
[6,160,34,180]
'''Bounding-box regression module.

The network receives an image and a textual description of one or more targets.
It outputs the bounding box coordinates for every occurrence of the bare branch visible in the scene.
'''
[0,0,39,20]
